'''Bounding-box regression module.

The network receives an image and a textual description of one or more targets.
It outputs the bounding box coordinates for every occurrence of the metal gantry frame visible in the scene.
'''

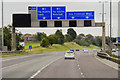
[11,22,106,52]
[95,22,106,52]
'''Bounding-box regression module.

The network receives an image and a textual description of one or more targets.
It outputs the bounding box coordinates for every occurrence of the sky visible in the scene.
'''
[0,0,119,37]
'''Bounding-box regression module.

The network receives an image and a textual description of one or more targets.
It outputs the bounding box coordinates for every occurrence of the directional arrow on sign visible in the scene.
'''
[43,17,46,19]
[57,17,60,19]
[72,17,75,19]
[86,16,89,19]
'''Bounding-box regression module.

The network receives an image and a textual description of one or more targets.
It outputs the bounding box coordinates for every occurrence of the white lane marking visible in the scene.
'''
[79,68,80,70]
[81,72,83,75]
[81,72,85,78]
[94,54,118,70]
[78,65,79,67]
[28,57,62,80]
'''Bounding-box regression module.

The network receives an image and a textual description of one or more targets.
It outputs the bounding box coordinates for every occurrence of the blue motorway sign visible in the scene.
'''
[37,7,51,20]
[52,6,66,20]
[29,45,32,49]
[67,11,94,20]
[117,37,120,41]
[31,6,37,10]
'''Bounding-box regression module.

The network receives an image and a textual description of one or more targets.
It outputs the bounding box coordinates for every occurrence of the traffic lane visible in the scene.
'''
[35,51,118,78]
[2,54,46,68]
[2,55,63,78]
[76,53,118,78]
[2,52,64,68]
[35,57,83,78]
[2,51,65,61]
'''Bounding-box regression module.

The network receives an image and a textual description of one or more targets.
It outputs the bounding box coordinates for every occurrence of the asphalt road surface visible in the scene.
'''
[1,50,118,79]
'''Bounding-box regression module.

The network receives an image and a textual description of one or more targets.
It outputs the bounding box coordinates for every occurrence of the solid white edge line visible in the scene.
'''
[28,57,62,80]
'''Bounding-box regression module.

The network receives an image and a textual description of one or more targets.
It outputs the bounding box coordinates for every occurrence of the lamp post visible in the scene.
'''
[110,0,112,55]
[99,1,108,22]
[99,1,108,52]
[2,0,4,51]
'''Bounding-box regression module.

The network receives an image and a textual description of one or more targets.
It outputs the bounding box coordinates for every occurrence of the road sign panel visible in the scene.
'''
[52,6,66,20]
[37,7,51,20]
[29,45,32,49]
[67,11,94,20]
[31,7,37,10]
[117,37,120,41]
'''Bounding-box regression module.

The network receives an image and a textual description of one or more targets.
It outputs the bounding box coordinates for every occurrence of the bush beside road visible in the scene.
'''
[1,42,100,58]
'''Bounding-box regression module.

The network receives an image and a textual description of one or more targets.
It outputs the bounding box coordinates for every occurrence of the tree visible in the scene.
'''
[76,33,85,40]
[86,34,94,39]
[3,25,23,51]
[67,28,77,40]
[85,34,94,44]
[94,36,102,47]
[4,25,12,50]
[48,35,59,45]
[106,37,110,46]
[74,39,90,46]
[55,30,64,44]
[64,34,73,42]
[40,38,50,47]
[35,32,47,41]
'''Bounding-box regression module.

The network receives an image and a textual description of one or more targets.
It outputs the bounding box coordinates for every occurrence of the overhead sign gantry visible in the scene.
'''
[12,5,106,53]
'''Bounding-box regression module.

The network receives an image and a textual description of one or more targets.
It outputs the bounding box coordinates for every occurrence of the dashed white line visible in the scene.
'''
[81,72,85,78]
[81,72,83,75]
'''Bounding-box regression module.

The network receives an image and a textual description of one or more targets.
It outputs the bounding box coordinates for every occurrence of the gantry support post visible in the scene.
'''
[11,26,16,51]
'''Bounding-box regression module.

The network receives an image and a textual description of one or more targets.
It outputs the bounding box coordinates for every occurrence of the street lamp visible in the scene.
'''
[99,1,109,52]
[99,1,108,22]
[110,0,112,55]
[99,0,112,55]
[1,0,4,51]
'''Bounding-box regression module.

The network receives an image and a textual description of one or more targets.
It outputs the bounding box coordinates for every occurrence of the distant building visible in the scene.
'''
[21,34,36,41]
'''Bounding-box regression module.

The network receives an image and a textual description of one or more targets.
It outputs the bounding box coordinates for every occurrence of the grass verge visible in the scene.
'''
[1,42,100,58]
[25,41,40,49]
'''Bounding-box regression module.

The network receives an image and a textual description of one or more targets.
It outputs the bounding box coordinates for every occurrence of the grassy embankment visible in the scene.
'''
[1,42,100,57]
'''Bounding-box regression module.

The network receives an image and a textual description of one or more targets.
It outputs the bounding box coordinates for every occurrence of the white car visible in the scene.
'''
[64,51,75,59]
[112,49,116,52]
[116,48,119,51]
[83,48,88,53]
